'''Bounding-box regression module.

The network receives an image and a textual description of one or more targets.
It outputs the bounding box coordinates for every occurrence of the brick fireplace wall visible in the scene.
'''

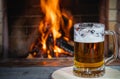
[116,0,120,57]
[0,0,3,57]
[108,0,118,53]
[108,0,117,32]
[106,0,120,58]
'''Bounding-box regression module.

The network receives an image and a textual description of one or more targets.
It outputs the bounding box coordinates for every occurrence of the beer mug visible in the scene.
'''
[73,23,118,78]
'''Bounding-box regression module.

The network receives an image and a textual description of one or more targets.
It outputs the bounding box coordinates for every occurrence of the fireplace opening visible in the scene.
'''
[5,0,106,58]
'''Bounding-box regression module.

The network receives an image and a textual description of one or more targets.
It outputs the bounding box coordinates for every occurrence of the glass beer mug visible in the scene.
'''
[73,23,118,78]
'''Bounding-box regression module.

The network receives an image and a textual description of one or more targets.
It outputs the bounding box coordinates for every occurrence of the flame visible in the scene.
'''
[47,50,52,59]
[39,0,62,50]
[54,46,64,57]
[39,0,73,58]
[62,10,73,38]
[29,0,73,58]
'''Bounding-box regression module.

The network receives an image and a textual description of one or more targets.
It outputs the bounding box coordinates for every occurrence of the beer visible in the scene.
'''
[73,23,117,78]
[73,42,105,77]
[73,23,105,77]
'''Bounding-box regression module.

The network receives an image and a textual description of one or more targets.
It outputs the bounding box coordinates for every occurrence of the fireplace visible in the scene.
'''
[1,0,109,59]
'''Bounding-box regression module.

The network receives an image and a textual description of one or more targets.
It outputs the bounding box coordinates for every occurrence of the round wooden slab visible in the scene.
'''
[51,66,120,79]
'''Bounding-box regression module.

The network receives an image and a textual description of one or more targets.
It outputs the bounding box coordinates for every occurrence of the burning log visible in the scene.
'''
[46,33,55,58]
[28,39,41,58]
[56,38,74,56]
[28,36,74,58]
[27,0,74,58]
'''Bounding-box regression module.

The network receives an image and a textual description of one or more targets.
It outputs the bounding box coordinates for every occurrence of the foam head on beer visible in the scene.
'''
[74,23,105,43]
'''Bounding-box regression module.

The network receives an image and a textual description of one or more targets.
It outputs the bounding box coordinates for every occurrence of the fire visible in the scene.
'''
[40,0,62,42]
[28,0,73,58]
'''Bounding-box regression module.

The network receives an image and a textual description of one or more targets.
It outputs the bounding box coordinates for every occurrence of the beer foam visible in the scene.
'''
[74,23,105,43]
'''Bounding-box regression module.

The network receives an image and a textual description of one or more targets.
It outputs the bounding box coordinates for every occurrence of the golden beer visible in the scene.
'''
[73,41,105,77]
[73,23,105,77]
[73,23,117,78]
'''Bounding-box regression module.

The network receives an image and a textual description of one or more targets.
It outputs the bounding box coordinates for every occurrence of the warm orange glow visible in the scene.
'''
[33,52,37,56]
[54,46,64,57]
[47,50,52,59]
[62,10,73,38]
[40,0,62,42]
[29,0,73,58]
[39,0,73,58]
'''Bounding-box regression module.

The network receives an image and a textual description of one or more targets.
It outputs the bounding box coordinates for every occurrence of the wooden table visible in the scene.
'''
[0,58,120,79]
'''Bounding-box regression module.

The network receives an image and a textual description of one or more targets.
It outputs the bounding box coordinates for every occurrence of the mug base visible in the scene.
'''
[73,65,105,78]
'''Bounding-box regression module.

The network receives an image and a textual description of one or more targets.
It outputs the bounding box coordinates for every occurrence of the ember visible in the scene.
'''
[27,0,73,58]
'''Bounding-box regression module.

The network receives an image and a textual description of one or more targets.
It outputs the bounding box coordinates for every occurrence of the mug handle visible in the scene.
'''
[105,30,118,65]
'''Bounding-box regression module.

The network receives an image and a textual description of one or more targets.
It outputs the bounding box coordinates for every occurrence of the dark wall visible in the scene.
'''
[7,0,100,16]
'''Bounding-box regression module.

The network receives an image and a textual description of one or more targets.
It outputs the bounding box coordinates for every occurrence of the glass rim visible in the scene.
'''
[74,23,105,28]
